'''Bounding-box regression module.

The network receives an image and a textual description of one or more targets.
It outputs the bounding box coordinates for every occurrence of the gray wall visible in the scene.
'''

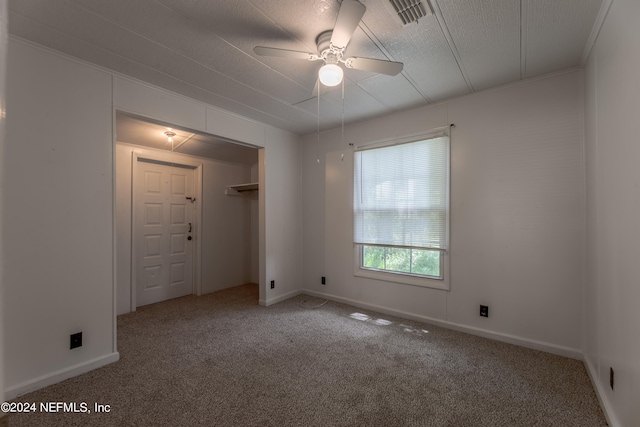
[5,38,117,394]
[0,0,9,409]
[584,0,640,425]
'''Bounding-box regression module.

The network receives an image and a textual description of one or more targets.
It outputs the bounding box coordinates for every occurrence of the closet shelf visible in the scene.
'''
[225,182,259,196]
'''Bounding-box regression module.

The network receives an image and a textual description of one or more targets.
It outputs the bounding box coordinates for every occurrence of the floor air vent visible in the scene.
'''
[388,0,432,25]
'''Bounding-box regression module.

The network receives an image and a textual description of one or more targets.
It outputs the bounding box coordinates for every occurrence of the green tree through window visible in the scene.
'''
[362,246,442,278]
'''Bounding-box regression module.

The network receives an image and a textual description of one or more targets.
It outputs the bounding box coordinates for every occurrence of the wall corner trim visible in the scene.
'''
[581,0,614,65]
[584,355,621,427]
[259,290,302,307]
[4,353,120,401]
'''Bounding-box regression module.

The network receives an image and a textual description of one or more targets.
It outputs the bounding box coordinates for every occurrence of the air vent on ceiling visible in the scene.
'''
[388,0,432,25]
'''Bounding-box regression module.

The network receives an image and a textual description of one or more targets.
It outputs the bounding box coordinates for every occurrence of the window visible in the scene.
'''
[353,134,449,288]
[361,246,443,278]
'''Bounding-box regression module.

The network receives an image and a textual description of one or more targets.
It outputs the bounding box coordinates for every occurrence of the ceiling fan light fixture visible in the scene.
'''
[318,63,343,87]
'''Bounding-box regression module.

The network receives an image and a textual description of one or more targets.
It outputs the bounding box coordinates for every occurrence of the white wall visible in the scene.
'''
[4,40,118,397]
[115,143,255,315]
[302,70,585,357]
[584,0,640,425]
[3,37,302,398]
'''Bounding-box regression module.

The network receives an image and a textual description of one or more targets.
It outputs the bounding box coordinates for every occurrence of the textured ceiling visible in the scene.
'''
[9,0,603,135]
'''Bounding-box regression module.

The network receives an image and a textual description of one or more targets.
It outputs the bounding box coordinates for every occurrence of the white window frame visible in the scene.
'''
[354,246,450,290]
[352,130,451,291]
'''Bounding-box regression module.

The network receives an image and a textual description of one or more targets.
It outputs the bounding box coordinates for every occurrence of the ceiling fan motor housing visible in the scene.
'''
[316,30,345,64]
[316,30,333,56]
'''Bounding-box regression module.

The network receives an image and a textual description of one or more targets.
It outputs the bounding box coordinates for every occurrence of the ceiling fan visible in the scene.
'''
[254,0,403,89]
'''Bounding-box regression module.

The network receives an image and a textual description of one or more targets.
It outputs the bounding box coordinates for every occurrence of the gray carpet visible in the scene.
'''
[9,284,607,426]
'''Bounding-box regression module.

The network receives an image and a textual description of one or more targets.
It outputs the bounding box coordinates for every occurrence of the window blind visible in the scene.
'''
[354,135,449,251]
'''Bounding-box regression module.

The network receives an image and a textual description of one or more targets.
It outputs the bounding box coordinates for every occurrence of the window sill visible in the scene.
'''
[354,266,449,291]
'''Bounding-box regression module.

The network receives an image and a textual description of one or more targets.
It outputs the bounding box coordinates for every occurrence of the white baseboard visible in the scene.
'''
[5,352,120,400]
[584,355,620,427]
[259,289,302,307]
[302,289,582,360]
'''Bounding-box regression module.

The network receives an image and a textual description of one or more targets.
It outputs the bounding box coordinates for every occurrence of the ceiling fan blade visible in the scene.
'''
[344,57,404,76]
[330,0,366,49]
[254,46,318,61]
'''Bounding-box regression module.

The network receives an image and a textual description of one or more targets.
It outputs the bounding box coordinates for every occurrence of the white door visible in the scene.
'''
[134,159,195,307]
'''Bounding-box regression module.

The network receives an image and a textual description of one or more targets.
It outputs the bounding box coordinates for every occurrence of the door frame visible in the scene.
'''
[131,151,203,311]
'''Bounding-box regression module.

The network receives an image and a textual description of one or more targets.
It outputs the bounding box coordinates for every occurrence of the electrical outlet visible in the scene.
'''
[321,276,326,285]
[70,332,83,349]
[480,305,489,318]
[270,280,275,289]
[610,367,614,390]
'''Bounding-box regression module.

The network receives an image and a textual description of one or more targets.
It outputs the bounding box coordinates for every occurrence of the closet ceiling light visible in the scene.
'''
[164,131,176,144]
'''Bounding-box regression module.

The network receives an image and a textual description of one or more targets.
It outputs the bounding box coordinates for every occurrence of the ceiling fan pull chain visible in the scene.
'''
[341,79,345,162]
[317,77,321,164]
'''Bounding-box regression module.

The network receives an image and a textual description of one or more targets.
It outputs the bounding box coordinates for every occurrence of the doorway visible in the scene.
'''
[114,112,259,315]
[133,156,199,308]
